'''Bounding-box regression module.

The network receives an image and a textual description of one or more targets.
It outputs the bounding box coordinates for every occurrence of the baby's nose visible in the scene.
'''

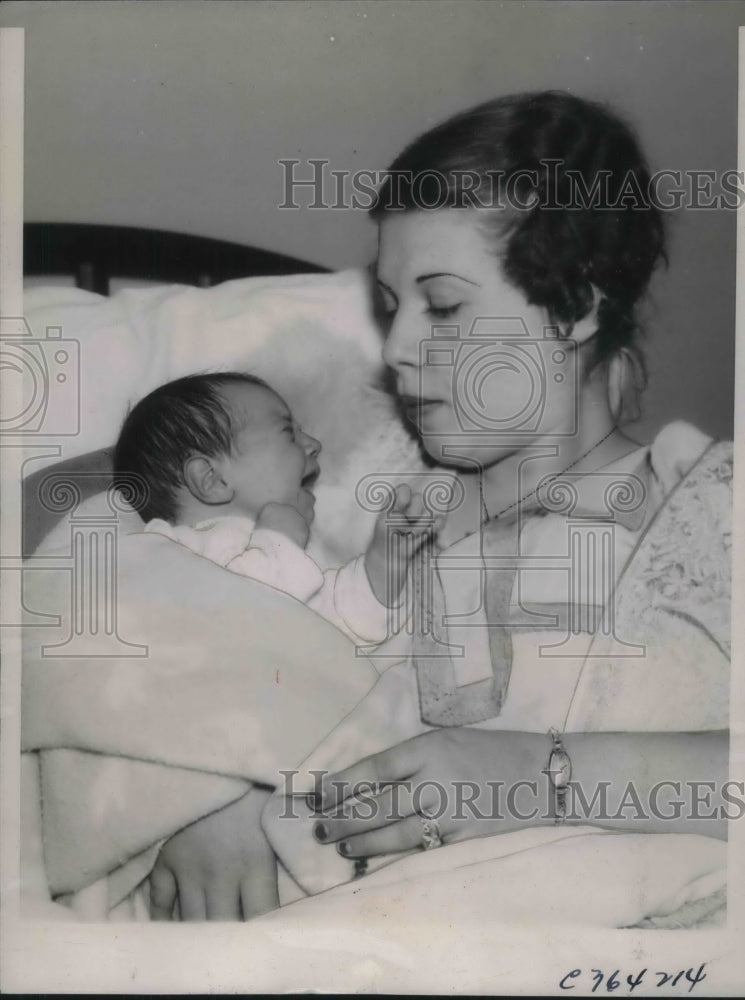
[304,433,321,457]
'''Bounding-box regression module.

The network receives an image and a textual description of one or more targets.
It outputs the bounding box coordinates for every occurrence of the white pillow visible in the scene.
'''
[23,269,382,464]
[26,270,426,567]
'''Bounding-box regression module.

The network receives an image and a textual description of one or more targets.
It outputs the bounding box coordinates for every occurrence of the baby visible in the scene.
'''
[114,371,434,644]
[113,370,435,919]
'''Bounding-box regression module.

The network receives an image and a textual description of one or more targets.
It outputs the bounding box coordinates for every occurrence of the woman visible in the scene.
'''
[149,92,731,924]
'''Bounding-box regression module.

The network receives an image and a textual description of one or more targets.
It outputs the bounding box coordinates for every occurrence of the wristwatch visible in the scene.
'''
[545,727,572,824]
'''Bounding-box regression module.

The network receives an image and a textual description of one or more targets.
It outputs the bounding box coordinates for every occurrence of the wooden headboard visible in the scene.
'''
[23,222,329,295]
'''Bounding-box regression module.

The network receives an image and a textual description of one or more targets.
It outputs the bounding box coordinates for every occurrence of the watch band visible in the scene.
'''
[545,727,572,825]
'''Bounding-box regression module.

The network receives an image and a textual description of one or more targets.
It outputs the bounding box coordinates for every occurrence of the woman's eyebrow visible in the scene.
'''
[416,272,481,287]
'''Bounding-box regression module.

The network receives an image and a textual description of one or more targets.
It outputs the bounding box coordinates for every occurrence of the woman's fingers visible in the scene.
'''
[335,811,441,858]
[393,485,428,524]
[393,482,412,510]
[407,491,426,521]
[317,736,426,812]
[313,778,436,843]
[149,864,177,920]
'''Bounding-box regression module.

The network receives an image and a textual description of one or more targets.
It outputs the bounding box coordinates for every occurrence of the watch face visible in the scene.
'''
[548,749,572,788]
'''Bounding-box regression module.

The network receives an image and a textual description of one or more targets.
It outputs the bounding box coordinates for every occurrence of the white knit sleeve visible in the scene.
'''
[308,554,401,645]
[226,528,324,601]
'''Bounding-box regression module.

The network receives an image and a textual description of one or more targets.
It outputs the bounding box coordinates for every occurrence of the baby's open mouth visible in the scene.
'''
[301,467,320,492]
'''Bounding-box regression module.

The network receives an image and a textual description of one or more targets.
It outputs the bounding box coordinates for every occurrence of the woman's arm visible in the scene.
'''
[144,728,731,919]
[557,729,731,837]
[307,728,732,858]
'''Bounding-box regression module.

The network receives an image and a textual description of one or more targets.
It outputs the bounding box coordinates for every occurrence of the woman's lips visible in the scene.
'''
[400,395,444,424]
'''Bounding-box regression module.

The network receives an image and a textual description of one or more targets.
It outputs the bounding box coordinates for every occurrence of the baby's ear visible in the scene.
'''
[183,455,232,505]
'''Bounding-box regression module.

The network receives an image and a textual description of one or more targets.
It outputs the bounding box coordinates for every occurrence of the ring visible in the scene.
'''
[417,808,443,850]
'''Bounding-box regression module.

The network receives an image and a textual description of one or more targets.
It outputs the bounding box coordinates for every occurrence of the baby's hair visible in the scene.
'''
[113,371,271,523]
[371,90,667,375]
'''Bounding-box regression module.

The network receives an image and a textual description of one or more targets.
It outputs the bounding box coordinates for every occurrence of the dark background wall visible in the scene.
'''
[2,0,741,440]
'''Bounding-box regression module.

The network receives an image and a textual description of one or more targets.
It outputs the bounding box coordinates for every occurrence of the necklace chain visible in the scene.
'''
[481,425,619,522]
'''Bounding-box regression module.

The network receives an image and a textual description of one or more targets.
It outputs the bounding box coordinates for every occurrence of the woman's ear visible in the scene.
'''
[607,347,646,426]
[183,455,233,506]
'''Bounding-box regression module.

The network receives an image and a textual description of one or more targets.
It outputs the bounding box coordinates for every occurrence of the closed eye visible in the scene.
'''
[427,304,461,319]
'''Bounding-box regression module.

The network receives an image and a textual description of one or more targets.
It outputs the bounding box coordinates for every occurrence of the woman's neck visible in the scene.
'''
[479,417,641,523]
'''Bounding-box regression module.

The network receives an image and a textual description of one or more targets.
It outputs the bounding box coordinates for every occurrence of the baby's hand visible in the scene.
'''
[373,483,444,551]
[365,484,444,605]
[149,789,278,921]
[255,502,310,549]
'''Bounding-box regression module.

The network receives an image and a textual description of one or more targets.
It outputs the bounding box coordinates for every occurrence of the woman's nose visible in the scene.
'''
[381,312,420,372]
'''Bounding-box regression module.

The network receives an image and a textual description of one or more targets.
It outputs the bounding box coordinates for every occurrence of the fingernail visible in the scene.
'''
[306,792,321,813]
[337,840,351,857]
[312,821,328,843]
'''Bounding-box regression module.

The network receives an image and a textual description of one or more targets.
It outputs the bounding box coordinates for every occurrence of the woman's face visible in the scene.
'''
[377,209,582,469]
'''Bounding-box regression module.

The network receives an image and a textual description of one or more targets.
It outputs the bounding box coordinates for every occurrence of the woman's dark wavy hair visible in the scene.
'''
[113,371,269,523]
[370,90,667,372]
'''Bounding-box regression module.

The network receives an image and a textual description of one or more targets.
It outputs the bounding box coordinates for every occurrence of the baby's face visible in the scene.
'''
[219,383,321,522]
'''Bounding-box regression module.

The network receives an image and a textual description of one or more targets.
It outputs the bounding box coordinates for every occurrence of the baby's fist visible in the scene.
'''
[372,484,443,551]
[256,502,310,549]
[365,483,446,605]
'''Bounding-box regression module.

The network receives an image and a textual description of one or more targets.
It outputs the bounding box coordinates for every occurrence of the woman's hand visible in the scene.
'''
[149,787,279,921]
[309,730,731,858]
[309,728,548,858]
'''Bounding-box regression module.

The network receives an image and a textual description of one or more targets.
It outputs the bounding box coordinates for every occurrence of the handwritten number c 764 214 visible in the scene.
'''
[559,964,707,993]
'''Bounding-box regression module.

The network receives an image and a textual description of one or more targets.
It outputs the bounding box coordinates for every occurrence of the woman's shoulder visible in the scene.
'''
[647,420,731,497]
[606,421,732,664]
[643,421,732,576]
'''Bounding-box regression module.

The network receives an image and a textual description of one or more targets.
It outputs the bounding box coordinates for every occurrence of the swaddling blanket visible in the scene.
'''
[21,532,382,906]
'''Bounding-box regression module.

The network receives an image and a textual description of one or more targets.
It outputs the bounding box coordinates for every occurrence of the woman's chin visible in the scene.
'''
[418,431,509,470]
[407,404,527,469]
